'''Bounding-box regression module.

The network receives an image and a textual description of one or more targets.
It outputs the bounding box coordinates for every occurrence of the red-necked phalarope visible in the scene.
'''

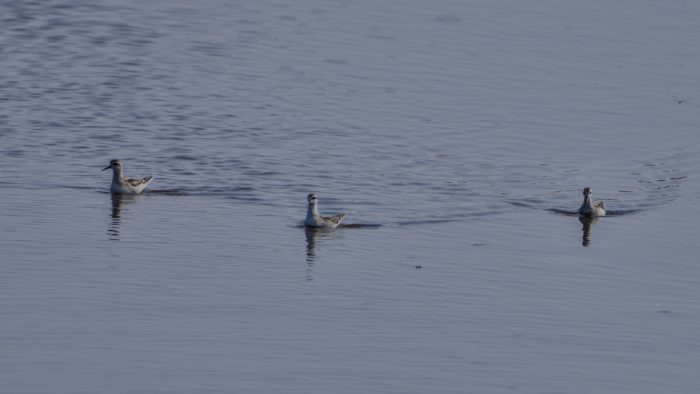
[305,193,346,229]
[578,187,605,217]
[102,159,153,194]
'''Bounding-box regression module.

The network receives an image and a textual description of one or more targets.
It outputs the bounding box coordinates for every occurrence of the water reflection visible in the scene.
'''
[304,227,336,281]
[579,216,599,247]
[108,193,136,240]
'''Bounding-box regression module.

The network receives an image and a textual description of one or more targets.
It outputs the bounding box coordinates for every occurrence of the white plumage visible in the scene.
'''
[102,159,154,194]
[578,187,605,217]
[305,193,346,229]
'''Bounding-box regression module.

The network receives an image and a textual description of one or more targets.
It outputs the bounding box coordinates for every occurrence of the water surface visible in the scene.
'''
[2,0,700,393]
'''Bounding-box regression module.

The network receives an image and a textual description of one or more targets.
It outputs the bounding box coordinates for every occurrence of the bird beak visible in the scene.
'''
[102,165,111,171]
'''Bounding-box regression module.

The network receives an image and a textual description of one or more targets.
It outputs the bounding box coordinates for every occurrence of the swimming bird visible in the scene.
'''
[102,159,154,194]
[305,193,346,229]
[578,187,605,217]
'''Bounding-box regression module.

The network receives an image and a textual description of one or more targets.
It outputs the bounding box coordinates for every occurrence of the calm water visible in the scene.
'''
[2,0,700,393]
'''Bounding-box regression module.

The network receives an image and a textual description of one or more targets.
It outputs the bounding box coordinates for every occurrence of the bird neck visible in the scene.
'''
[112,167,124,181]
[307,203,319,217]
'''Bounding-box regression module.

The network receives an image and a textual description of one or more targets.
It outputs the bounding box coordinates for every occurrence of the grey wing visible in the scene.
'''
[323,213,347,225]
[126,176,153,186]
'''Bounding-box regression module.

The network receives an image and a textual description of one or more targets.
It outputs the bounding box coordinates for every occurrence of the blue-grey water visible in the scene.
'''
[2,0,700,393]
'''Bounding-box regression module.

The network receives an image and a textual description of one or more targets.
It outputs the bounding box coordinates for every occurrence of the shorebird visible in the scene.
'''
[102,159,153,194]
[578,187,605,217]
[305,193,346,229]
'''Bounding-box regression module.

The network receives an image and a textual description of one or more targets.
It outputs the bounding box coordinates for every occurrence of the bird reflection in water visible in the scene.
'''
[108,192,136,240]
[579,215,599,247]
[304,223,380,279]
[304,226,337,281]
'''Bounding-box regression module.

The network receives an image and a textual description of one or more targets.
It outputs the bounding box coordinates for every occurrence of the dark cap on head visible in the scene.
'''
[102,159,122,171]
